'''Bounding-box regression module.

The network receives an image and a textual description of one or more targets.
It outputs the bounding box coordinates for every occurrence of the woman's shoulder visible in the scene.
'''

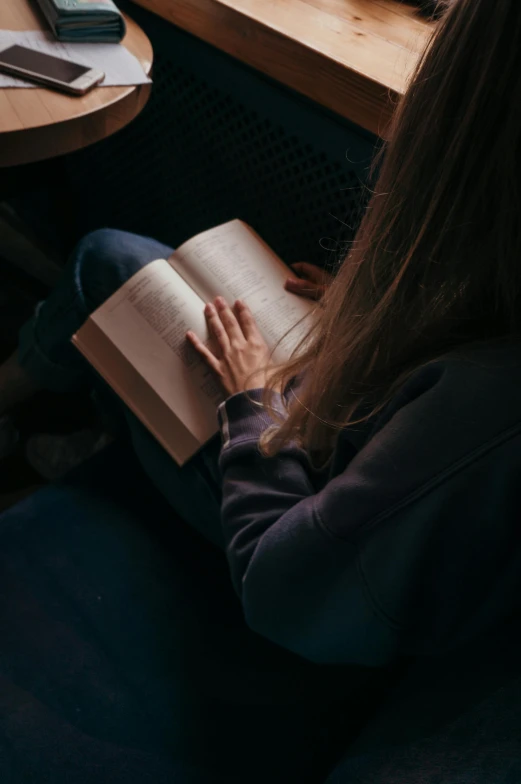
[339,339,521,453]
[331,338,521,517]
[383,338,521,426]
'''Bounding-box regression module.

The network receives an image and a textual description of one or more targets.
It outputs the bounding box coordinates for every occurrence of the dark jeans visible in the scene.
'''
[11,229,384,782]
[19,229,224,548]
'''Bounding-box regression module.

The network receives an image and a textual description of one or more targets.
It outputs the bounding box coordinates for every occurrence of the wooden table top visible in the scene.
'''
[0,1,153,167]
[132,0,434,137]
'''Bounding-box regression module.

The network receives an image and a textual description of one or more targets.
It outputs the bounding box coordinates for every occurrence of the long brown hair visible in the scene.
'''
[262,0,521,460]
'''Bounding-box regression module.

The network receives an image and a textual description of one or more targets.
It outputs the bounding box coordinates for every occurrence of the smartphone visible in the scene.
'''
[0,44,104,95]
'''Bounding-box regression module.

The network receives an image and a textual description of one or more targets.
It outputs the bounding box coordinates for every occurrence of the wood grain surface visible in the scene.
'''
[0,0,153,166]
[131,0,434,136]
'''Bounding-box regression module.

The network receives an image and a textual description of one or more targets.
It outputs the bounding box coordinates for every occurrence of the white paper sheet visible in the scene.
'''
[0,29,151,88]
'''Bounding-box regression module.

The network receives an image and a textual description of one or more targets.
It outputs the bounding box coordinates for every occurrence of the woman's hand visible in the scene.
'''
[284,262,333,301]
[186,296,275,397]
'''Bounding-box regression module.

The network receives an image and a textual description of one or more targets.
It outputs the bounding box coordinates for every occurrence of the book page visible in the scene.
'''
[73,320,201,466]
[83,259,224,446]
[169,220,314,363]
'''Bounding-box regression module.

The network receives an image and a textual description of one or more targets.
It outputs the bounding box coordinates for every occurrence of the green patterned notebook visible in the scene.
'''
[36,0,126,43]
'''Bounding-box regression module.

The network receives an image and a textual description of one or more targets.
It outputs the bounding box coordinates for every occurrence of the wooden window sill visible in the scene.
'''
[130,0,434,135]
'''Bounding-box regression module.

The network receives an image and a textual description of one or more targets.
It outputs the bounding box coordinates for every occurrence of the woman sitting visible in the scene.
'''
[0,0,520,777]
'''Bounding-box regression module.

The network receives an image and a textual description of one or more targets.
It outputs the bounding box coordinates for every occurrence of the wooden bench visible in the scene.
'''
[59,0,434,272]
[131,0,434,135]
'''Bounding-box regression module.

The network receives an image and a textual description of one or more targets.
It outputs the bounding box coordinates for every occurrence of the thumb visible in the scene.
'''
[291,262,333,285]
[284,277,325,301]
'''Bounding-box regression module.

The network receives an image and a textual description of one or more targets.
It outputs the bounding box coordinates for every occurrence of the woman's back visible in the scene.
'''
[219,339,521,664]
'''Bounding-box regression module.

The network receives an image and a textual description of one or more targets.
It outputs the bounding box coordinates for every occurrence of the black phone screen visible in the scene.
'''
[0,45,90,84]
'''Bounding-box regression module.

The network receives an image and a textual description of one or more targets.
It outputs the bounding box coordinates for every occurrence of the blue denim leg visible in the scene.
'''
[19,228,224,549]
[19,228,173,393]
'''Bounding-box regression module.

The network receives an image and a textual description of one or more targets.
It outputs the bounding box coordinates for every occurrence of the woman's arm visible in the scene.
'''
[188,297,521,667]
[186,295,397,665]
[217,387,400,666]
[217,373,521,666]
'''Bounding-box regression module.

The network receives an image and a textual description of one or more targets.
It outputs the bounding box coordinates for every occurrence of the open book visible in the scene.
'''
[72,220,315,465]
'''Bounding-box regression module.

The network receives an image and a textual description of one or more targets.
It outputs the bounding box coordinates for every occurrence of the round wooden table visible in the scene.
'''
[0,1,153,168]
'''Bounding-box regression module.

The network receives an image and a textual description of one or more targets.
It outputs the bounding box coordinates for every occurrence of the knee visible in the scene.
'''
[73,229,156,309]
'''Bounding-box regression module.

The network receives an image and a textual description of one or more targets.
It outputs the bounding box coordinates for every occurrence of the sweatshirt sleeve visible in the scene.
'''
[217,376,521,667]
[217,388,400,666]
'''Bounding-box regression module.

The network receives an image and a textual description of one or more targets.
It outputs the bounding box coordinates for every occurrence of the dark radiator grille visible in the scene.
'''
[66,2,377,269]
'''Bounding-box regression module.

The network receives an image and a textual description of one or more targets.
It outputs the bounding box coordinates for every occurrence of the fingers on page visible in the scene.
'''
[186,331,220,371]
[290,261,319,281]
[291,262,332,285]
[214,296,243,340]
[286,278,324,301]
[234,299,256,338]
[205,303,230,349]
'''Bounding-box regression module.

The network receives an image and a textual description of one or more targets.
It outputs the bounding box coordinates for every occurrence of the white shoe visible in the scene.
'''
[25,429,112,481]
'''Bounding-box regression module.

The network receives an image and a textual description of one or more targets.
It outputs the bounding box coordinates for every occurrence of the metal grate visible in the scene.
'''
[66,3,376,269]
